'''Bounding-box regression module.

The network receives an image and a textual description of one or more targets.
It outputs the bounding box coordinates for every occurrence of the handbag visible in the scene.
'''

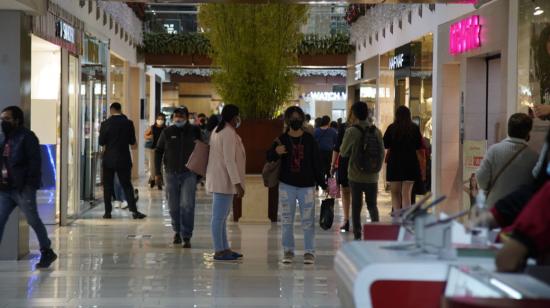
[262,138,282,188]
[486,145,528,198]
[327,177,340,198]
[185,140,210,177]
[320,198,335,230]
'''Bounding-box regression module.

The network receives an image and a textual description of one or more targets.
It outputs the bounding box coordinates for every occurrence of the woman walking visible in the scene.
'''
[144,113,167,189]
[267,106,326,265]
[383,106,424,219]
[206,105,245,261]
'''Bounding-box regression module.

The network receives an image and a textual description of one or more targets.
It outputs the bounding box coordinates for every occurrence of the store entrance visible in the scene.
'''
[80,64,107,202]
[30,35,61,225]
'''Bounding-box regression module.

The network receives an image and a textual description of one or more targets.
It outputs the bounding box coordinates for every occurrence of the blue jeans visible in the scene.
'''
[166,171,197,239]
[113,173,125,202]
[0,188,51,250]
[279,183,315,254]
[211,193,233,252]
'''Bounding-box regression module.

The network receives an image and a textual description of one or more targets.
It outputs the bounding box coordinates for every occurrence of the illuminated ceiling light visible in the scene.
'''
[534,7,544,15]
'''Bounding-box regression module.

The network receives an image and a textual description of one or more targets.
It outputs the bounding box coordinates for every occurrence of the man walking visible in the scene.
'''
[314,115,338,184]
[340,102,385,240]
[156,107,203,248]
[99,102,146,219]
[0,106,57,268]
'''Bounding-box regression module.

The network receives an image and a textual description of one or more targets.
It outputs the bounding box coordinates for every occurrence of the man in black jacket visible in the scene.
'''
[99,102,146,219]
[0,106,57,268]
[155,107,202,247]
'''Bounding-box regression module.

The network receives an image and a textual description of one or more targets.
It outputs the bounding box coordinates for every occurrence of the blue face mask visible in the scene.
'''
[174,120,186,128]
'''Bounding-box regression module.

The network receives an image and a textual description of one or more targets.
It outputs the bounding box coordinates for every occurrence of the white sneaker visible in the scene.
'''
[113,201,121,209]
[121,201,129,209]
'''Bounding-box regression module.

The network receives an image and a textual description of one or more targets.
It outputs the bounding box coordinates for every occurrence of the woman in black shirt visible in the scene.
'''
[267,106,326,265]
[383,106,423,217]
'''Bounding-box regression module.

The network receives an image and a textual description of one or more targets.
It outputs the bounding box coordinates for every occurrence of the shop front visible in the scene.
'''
[435,0,513,213]
[80,34,109,205]
[31,1,84,225]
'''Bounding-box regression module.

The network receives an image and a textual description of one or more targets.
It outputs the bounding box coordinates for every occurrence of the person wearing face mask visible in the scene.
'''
[205,105,245,261]
[0,106,57,268]
[144,113,167,190]
[267,106,326,265]
[99,102,146,220]
[155,107,203,248]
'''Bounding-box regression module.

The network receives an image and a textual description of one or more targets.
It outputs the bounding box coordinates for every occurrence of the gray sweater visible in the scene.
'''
[476,137,539,207]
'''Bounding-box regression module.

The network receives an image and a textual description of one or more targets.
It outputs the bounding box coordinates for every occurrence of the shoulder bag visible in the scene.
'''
[262,138,282,188]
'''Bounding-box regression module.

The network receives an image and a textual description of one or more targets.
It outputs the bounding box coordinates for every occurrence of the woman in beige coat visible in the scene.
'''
[205,104,246,261]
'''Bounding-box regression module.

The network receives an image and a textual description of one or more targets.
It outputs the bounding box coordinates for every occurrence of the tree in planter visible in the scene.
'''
[199,4,308,119]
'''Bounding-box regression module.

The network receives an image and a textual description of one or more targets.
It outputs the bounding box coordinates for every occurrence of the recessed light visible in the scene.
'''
[534,9,544,16]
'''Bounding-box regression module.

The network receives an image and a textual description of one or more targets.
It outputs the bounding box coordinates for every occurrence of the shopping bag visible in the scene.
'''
[186,140,210,177]
[319,198,335,230]
[327,177,340,198]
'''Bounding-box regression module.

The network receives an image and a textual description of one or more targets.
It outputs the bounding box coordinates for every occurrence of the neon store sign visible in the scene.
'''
[449,15,481,55]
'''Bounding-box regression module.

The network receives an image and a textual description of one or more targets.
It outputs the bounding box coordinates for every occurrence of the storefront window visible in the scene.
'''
[379,34,433,140]
[518,0,550,147]
[80,35,108,202]
[110,54,126,107]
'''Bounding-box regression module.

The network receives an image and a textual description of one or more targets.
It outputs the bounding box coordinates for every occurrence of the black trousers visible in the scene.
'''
[320,150,332,182]
[103,166,137,214]
[349,181,379,238]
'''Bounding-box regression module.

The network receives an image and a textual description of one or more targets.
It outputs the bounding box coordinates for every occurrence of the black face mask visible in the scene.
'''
[1,121,14,135]
[289,119,303,131]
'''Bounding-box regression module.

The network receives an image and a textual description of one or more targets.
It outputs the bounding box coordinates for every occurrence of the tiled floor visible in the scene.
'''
[0,182,392,308]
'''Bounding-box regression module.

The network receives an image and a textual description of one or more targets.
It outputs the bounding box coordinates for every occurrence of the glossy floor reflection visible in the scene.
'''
[0,181,392,308]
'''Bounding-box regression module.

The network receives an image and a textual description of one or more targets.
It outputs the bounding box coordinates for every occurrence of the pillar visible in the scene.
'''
[0,11,31,260]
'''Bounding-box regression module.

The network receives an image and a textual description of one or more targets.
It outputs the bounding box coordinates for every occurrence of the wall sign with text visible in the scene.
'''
[354,63,363,81]
[449,15,481,55]
[389,53,405,70]
[56,20,75,44]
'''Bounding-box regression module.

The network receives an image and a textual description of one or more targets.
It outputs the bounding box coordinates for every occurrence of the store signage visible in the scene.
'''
[449,15,481,55]
[354,63,363,81]
[389,53,405,70]
[56,20,75,44]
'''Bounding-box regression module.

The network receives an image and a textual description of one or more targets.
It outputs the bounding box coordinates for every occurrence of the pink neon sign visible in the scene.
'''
[449,15,481,55]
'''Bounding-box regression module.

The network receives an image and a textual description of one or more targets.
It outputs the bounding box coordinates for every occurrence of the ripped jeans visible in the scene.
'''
[279,182,315,254]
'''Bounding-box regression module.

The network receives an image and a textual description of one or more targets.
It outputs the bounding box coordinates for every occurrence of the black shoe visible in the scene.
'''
[340,220,350,232]
[36,248,57,269]
[157,185,162,191]
[103,213,112,219]
[149,180,155,188]
[132,211,147,219]
[354,233,362,240]
[134,189,139,203]
[173,233,182,245]
[183,238,191,248]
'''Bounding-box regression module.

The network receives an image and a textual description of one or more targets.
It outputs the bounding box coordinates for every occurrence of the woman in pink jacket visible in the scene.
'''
[205,104,246,261]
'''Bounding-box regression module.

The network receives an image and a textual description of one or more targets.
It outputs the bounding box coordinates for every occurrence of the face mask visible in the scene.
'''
[289,119,303,131]
[235,117,242,129]
[1,121,13,134]
[174,120,186,128]
[156,120,164,126]
[189,119,195,125]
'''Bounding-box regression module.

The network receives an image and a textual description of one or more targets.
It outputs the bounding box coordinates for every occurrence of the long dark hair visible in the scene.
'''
[215,104,239,133]
[283,106,305,132]
[206,114,220,132]
[393,105,414,140]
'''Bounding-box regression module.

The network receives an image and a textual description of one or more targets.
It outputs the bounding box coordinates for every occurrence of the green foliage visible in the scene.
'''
[298,33,353,55]
[199,4,308,119]
[140,31,352,57]
[139,32,211,55]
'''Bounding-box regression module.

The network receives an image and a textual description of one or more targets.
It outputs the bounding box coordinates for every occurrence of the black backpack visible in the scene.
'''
[352,125,383,173]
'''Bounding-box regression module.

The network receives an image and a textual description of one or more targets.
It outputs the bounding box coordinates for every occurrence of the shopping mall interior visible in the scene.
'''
[1,0,550,307]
